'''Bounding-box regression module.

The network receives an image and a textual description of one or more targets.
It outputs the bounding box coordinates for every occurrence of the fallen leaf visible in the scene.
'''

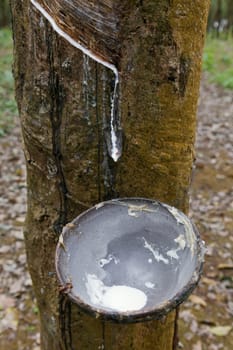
[9,277,25,295]
[202,277,217,286]
[218,263,233,270]
[14,216,25,226]
[0,307,19,332]
[0,224,12,231]
[209,325,232,336]
[24,276,32,287]
[179,310,195,322]
[0,295,15,310]
[15,168,23,176]
[192,340,202,350]
[190,319,198,333]
[188,295,207,307]
[0,246,12,254]
[11,230,24,240]
[206,272,218,279]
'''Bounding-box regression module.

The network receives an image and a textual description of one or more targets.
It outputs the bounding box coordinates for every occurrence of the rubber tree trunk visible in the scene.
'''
[11,1,210,349]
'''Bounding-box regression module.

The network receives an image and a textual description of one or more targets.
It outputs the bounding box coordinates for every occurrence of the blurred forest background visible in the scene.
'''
[0,1,233,350]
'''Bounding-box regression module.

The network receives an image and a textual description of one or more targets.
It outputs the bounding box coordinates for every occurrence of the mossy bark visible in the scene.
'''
[11,0,210,349]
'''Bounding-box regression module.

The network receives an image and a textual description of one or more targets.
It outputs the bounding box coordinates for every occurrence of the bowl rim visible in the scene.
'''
[55,197,205,323]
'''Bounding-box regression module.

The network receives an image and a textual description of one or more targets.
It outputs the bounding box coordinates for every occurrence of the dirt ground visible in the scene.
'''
[0,75,232,349]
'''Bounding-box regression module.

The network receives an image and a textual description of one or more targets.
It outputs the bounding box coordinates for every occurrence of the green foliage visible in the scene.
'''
[0,28,17,136]
[32,306,39,315]
[203,36,233,89]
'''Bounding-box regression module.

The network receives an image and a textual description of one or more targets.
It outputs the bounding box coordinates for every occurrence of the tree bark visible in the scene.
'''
[11,0,210,349]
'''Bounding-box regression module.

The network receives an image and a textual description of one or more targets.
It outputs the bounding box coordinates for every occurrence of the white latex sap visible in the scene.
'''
[86,274,147,312]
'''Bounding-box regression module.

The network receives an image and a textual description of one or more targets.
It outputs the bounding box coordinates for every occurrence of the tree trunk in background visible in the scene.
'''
[11,1,210,349]
[227,0,233,36]
[213,0,223,36]
[0,0,11,27]
[207,0,233,36]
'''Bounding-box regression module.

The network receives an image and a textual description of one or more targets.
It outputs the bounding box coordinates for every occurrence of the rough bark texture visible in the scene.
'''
[11,0,209,349]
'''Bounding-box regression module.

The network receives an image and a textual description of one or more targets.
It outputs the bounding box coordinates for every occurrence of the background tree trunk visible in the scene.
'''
[227,0,233,36]
[0,0,11,27]
[11,0,210,349]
